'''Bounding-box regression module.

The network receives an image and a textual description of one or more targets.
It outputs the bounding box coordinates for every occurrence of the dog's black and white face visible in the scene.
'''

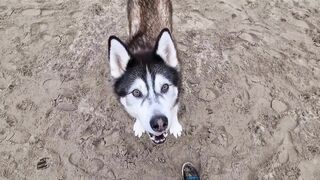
[108,29,182,144]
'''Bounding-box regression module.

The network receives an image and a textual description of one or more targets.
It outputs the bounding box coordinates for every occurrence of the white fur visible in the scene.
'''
[120,72,181,137]
[133,120,145,137]
[156,31,179,69]
[109,39,130,78]
[169,104,182,138]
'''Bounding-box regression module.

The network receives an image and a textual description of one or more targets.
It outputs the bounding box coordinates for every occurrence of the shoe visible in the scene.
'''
[182,162,200,180]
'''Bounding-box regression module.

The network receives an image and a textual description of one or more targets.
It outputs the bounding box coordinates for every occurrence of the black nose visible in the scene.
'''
[150,115,168,132]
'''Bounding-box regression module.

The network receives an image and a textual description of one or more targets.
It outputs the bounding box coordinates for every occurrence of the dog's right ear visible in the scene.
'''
[108,36,131,79]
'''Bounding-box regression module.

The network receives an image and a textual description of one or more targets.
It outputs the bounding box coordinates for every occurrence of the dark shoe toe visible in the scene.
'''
[182,162,200,180]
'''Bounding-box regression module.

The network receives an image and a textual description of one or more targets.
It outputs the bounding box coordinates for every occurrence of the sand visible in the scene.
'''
[1,0,320,179]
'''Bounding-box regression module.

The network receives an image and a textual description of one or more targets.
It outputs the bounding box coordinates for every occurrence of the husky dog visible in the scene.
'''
[108,0,182,144]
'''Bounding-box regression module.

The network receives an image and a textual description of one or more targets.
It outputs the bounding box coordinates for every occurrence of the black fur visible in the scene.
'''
[114,49,180,98]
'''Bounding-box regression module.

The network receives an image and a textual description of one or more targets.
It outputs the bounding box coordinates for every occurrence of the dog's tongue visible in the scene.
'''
[154,134,165,141]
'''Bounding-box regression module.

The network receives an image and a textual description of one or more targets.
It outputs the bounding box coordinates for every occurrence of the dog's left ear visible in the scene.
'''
[154,28,179,69]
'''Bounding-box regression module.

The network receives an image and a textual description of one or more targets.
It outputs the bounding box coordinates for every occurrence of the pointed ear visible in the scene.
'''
[154,28,179,69]
[108,36,131,78]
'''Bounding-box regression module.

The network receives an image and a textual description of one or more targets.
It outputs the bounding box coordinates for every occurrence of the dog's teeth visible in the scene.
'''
[164,133,168,137]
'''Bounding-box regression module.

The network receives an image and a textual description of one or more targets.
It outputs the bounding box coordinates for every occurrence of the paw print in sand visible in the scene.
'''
[37,157,49,170]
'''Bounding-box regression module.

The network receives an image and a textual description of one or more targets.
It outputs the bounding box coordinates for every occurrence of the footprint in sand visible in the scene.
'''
[8,129,31,144]
[312,32,320,47]
[0,128,10,142]
[30,22,49,38]
[0,6,8,13]
[33,148,62,175]
[16,99,37,111]
[0,152,18,179]
[270,115,298,164]
[291,10,309,20]
[41,9,56,16]
[36,157,50,170]
[54,88,78,112]
[68,152,116,178]
[3,113,18,128]
[198,88,217,102]
[201,156,223,175]
[29,21,54,42]
[271,99,288,114]
[68,152,104,174]
[201,124,234,148]
[277,134,298,164]
[233,89,250,113]
[21,8,41,16]
[299,156,320,180]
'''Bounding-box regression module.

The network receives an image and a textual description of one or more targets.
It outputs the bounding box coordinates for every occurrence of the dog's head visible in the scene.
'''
[108,29,180,144]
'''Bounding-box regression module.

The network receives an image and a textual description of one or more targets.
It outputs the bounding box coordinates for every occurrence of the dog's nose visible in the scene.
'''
[150,115,168,132]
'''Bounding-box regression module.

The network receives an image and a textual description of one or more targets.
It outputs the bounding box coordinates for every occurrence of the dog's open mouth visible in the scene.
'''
[148,132,168,144]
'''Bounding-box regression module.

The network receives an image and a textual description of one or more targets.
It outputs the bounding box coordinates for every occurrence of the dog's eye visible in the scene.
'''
[161,84,169,93]
[132,89,142,97]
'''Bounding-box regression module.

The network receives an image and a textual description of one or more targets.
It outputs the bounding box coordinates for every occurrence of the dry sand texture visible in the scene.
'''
[1,0,320,179]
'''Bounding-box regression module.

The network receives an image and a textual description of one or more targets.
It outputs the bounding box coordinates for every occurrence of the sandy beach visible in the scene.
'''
[1,0,320,179]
